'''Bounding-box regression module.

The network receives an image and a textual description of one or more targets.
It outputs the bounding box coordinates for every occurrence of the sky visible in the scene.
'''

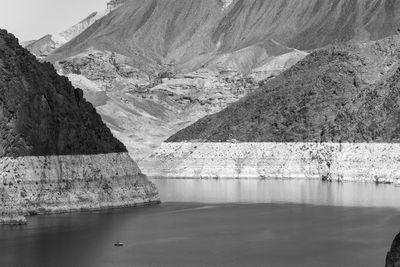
[0,0,109,41]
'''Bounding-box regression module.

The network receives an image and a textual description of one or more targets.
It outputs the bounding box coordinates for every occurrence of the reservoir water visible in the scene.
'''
[1,179,400,267]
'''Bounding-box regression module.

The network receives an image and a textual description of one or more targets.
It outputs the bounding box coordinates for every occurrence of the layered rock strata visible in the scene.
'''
[143,142,400,183]
[1,153,159,224]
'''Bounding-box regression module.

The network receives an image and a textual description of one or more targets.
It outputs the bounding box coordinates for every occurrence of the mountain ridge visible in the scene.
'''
[48,0,400,70]
[167,36,400,143]
[25,0,125,59]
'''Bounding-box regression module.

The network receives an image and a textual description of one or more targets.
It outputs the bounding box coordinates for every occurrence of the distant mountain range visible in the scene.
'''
[47,0,400,71]
[23,0,126,59]
[22,0,400,160]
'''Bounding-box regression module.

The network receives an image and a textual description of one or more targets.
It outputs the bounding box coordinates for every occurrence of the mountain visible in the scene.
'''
[0,29,159,224]
[142,35,400,181]
[41,0,400,161]
[167,36,400,142]
[0,37,125,156]
[20,40,36,47]
[48,0,400,67]
[24,0,125,59]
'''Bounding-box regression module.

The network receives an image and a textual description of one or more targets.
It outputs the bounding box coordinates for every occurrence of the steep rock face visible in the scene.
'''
[211,0,400,51]
[0,30,125,156]
[1,153,159,224]
[0,29,159,224]
[386,232,400,267]
[49,0,400,69]
[168,36,400,143]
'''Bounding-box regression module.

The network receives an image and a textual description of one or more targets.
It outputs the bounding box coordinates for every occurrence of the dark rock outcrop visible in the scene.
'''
[0,29,126,157]
[386,232,400,267]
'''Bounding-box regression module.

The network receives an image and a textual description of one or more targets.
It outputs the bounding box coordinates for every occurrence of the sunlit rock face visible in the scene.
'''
[0,29,159,224]
[49,0,400,66]
[142,142,400,183]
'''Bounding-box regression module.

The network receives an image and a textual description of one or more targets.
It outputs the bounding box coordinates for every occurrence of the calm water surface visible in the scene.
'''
[1,179,400,267]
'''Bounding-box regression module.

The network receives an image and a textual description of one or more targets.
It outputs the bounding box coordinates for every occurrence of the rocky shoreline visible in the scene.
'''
[142,142,400,184]
[0,153,160,224]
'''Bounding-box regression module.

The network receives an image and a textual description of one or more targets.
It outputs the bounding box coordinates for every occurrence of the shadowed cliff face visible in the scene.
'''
[167,36,400,143]
[0,29,126,156]
[386,232,400,267]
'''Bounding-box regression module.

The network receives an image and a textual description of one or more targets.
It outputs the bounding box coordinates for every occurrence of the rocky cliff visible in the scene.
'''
[386,232,400,267]
[142,142,400,182]
[0,29,159,224]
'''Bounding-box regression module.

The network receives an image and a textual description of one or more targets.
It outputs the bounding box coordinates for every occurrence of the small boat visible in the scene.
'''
[114,241,124,247]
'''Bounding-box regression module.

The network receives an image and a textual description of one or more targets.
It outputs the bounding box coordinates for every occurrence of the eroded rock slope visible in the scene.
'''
[168,36,400,142]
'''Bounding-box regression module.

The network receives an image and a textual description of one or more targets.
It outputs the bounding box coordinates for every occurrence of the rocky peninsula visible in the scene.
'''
[0,29,159,224]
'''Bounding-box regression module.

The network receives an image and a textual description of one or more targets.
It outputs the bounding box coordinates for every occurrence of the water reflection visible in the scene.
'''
[152,179,400,208]
[1,179,400,267]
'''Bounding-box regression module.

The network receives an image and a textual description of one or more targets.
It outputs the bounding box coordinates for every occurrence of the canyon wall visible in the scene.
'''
[142,142,400,184]
[1,153,159,224]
